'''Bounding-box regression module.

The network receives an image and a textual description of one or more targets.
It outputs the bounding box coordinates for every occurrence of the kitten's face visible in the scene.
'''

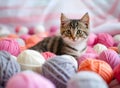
[60,13,89,43]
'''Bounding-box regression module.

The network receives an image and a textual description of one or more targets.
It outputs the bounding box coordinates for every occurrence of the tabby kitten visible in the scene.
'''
[30,13,90,58]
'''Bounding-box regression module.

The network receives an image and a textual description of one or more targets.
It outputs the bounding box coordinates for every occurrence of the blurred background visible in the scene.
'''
[0,0,120,35]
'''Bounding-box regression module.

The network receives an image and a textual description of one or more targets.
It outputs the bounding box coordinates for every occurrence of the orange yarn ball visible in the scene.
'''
[78,59,113,83]
[25,35,42,48]
[7,34,18,38]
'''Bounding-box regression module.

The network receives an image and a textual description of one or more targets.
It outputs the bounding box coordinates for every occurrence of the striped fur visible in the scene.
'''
[30,13,89,58]
[29,36,87,58]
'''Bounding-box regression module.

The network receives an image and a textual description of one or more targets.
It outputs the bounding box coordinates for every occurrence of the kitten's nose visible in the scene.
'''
[72,36,76,41]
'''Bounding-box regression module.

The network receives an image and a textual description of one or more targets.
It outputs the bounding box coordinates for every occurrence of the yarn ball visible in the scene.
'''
[96,33,114,47]
[0,38,21,56]
[36,32,48,38]
[67,71,108,88]
[15,38,25,46]
[109,79,120,88]
[113,34,120,46]
[78,59,113,83]
[109,47,118,53]
[113,63,120,83]
[17,50,45,73]
[61,55,78,70]
[7,34,18,39]
[34,25,45,34]
[41,51,56,60]
[0,51,21,87]
[42,56,77,88]
[28,27,35,35]
[0,26,10,37]
[86,46,96,53]
[99,49,120,69]
[93,43,108,54]
[20,34,31,41]
[87,33,97,46]
[15,26,29,35]
[49,26,58,36]
[25,34,43,48]
[6,71,55,88]
[78,53,98,65]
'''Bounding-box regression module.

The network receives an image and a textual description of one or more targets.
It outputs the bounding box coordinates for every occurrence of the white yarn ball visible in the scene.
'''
[67,71,108,88]
[0,26,10,37]
[15,38,25,46]
[113,34,120,46]
[93,43,107,54]
[61,55,78,70]
[34,25,45,33]
[17,26,29,35]
[17,50,45,73]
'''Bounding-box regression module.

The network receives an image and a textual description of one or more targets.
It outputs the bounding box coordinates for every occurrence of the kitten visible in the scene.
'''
[29,13,90,59]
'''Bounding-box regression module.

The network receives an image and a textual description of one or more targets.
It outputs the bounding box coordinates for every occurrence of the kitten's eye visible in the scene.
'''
[77,30,82,34]
[66,30,71,34]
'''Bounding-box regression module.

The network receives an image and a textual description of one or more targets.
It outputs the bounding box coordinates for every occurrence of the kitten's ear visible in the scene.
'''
[61,13,69,22]
[80,12,89,26]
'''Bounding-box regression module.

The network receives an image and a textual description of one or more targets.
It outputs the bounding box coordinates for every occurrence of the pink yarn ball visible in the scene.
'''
[6,71,55,88]
[78,53,98,65]
[114,64,120,83]
[86,46,96,54]
[28,27,35,35]
[97,33,114,47]
[49,26,58,36]
[87,33,97,46]
[20,34,31,41]
[0,38,20,56]
[41,52,56,60]
[99,49,120,69]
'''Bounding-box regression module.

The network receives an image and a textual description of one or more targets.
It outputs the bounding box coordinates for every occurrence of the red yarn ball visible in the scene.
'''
[41,52,56,60]
[114,64,120,83]
[0,38,20,56]
[96,33,114,47]
[99,49,120,69]
[109,79,120,88]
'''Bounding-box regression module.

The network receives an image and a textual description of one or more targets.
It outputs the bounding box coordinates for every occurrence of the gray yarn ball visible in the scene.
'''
[0,51,21,87]
[42,56,77,88]
[67,71,108,88]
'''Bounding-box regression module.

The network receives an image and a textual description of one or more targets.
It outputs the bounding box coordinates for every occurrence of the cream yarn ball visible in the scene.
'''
[93,43,107,54]
[17,49,45,73]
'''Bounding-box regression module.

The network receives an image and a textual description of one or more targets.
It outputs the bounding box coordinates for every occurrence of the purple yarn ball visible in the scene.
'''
[99,49,120,69]
[42,56,77,88]
[0,51,21,87]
